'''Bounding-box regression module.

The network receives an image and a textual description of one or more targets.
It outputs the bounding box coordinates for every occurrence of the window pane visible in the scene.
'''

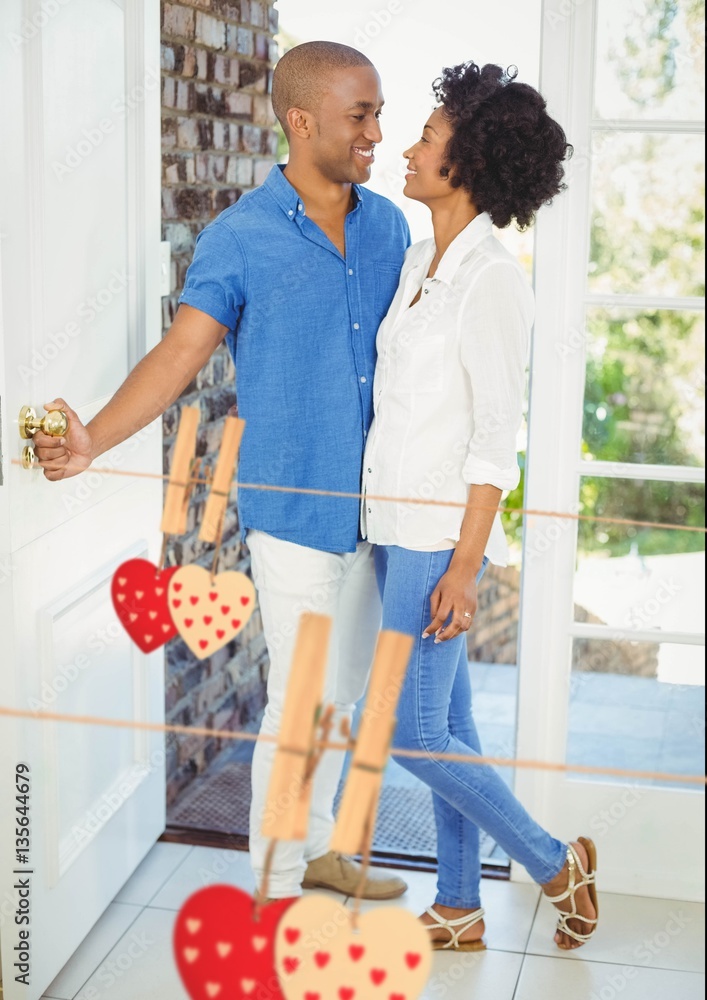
[594,0,706,121]
[575,477,705,635]
[589,131,705,298]
[582,309,705,467]
[569,640,705,789]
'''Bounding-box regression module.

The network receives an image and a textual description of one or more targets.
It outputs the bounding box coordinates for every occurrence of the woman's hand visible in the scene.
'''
[422,563,480,643]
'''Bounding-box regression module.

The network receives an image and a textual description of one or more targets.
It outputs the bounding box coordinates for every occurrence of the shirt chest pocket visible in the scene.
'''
[392,327,447,394]
[374,264,403,321]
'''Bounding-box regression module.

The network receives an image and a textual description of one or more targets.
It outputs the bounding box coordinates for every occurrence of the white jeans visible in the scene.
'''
[247,529,381,897]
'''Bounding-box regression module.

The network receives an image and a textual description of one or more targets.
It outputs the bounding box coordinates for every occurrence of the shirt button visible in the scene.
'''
[360,376,367,383]
[298,204,303,211]
[349,269,354,276]
[353,323,360,330]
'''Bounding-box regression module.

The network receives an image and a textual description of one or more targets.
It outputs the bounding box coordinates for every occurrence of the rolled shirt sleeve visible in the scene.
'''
[460,261,533,493]
[179,220,247,332]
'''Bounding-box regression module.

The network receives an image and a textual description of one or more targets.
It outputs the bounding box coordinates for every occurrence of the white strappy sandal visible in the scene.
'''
[545,838,599,948]
[423,906,487,952]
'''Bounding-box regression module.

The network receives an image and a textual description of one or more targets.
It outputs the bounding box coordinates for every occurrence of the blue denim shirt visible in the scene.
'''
[179,165,410,553]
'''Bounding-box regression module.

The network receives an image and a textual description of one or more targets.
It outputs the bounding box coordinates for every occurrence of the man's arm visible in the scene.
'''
[34,305,228,481]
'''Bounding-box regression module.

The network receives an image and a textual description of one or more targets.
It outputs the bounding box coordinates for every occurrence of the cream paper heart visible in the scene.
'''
[275,895,431,1000]
[168,565,256,660]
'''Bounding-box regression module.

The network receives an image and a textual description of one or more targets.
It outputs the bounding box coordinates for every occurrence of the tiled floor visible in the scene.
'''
[35,842,705,1000]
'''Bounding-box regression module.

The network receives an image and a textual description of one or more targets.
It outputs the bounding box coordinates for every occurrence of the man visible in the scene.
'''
[34,42,410,901]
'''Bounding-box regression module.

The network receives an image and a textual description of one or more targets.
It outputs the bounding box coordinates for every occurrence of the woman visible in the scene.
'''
[361,62,598,952]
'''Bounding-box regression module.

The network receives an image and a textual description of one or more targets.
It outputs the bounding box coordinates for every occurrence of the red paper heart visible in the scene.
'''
[339,990,355,1000]
[111,559,180,653]
[371,969,387,985]
[349,945,365,962]
[314,952,331,969]
[405,953,421,970]
[174,886,294,1000]
[285,929,301,945]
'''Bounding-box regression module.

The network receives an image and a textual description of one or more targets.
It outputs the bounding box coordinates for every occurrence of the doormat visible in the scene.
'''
[167,763,498,859]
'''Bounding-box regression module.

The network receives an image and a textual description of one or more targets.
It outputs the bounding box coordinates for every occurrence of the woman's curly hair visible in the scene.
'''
[432,62,573,230]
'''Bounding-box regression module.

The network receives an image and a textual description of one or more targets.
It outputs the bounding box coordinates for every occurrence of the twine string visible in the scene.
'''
[254,838,279,921]
[209,504,227,583]
[1,706,704,786]
[351,808,375,932]
[12,460,706,535]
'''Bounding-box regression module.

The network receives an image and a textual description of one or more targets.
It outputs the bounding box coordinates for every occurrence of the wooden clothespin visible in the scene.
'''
[261,613,333,843]
[330,631,414,855]
[161,406,201,536]
[198,415,245,544]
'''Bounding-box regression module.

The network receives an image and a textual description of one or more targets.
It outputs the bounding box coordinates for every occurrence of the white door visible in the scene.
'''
[0,2,164,997]
[515,0,705,901]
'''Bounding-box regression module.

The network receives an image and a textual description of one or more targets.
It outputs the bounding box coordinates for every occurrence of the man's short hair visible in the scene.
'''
[272,41,375,136]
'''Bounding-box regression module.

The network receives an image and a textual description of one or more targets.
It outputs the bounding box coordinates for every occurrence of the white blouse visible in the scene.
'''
[361,212,533,566]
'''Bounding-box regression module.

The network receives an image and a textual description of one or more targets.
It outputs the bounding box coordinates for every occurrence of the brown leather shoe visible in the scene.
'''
[302,851,407,900]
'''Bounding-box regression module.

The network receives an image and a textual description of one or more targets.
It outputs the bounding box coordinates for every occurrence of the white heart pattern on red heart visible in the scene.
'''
[174,885,293,1000]
[168,565,256,659]
[275,895,431,1000]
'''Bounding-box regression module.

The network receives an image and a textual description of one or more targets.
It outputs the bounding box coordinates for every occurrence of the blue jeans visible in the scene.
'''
[374,545,567,910]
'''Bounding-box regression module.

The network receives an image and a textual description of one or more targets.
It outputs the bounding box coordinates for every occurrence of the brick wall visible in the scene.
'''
[471,564,521,665]
[159,0,279,805]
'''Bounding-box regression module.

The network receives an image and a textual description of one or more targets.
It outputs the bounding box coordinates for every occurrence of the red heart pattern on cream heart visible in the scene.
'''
[275,895,432,1000]
[168,565,256,659]
[174,885,295,1000]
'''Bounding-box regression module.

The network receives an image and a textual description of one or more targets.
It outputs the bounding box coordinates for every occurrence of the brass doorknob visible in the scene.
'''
[19,405,68,440]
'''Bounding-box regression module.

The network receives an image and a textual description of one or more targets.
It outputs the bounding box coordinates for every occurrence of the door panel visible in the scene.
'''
[516,0,705,902]
[0,2,163,997]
